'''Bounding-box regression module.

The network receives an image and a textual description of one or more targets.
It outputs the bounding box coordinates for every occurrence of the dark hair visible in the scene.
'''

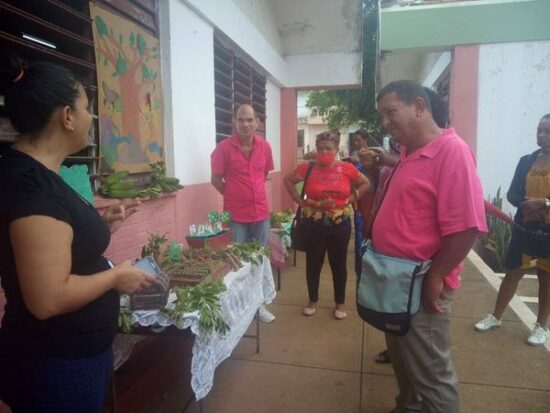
[1,56,81,136]
[316,131,339,147]
[353,129,369,140]
[376,80,432,112]
[423,87,449,128]
[542,114,550,121]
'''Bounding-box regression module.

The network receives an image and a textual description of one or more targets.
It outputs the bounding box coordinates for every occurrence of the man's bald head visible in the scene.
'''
[236,104,256,118]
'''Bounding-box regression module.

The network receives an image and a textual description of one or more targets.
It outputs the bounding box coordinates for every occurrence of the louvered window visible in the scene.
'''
[214,34,266,143]
[0,0,159,187]
[0,0,99,181]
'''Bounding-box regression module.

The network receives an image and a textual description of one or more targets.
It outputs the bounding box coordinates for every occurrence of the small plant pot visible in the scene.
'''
[186,230,233,249]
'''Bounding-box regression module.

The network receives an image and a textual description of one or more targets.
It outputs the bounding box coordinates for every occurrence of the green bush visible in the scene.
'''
[480,187,512,272]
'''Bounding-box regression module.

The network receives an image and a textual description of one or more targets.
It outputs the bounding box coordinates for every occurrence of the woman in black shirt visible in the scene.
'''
[0,57,156,412]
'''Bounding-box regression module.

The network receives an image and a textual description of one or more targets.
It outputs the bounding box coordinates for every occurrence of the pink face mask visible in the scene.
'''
[317,151,336,166]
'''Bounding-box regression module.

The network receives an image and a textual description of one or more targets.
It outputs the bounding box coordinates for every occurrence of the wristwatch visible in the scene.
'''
[545,198,550,209]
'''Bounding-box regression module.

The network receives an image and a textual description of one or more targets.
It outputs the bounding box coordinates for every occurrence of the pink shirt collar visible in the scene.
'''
[400,128,456,161]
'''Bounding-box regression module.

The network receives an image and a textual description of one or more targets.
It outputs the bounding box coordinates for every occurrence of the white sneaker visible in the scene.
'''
[258,305,275,323]
[527,323,549,346]
[474,314,502,332]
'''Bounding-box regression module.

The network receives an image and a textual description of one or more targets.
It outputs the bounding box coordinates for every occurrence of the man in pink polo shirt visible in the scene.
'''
[211,104,275,322]
[373,81,487,413]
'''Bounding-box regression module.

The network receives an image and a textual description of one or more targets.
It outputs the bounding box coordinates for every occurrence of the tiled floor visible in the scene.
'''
[98,246,550,413]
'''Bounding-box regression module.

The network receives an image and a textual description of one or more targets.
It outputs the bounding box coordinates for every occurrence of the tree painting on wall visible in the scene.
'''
[90,3,164,173]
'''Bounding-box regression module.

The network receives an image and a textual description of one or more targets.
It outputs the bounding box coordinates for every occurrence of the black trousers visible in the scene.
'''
[304,218,352,304]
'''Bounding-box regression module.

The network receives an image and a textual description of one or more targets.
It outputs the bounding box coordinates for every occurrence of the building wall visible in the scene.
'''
[266,80,282,170]
[231,0,283,55]
[165,0,216,185]
[476,40,550,208]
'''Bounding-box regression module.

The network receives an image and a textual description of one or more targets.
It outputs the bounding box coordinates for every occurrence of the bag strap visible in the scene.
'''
[365,161,400,235]
[294,161,315,223]
[300,161,315,200]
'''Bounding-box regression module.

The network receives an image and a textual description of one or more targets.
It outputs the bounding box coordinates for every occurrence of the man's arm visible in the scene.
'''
[422,228,479,313]
[211,173,225,195]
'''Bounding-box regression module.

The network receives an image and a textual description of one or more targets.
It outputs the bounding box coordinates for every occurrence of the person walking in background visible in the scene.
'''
[373,80,487,413]
[284,131,370,320]
[210,103,276,323]
[475,114,550,346]
[0,57,155,413]
[346,129,378,278]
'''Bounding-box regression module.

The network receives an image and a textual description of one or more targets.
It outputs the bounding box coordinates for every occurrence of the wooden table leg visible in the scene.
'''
[255,309,260,354]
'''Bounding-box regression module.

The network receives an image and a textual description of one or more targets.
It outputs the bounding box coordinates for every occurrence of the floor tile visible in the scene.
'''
[233,303,364,372]
[184,359,361,413]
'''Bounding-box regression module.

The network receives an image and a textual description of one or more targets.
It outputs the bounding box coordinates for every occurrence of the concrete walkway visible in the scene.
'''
[180,248,550,413]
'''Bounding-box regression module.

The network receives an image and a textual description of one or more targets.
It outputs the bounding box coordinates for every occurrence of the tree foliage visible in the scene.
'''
[306,0,383,143]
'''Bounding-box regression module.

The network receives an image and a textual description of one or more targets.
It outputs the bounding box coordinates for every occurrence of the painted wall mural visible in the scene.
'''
[90,3,164,173]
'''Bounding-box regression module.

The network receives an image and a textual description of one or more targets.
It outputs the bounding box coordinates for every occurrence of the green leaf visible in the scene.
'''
[119,33,123,44]
[141,64,151,80]
[95,16,108,37]
[137,33,147,55]
[130,32,135,47]
[166,243,182,262]
[115,55,128,76]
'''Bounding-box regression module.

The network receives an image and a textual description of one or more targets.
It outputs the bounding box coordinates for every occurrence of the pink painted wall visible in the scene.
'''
[449,45,480,153]
[280,88,298,210]
[96,172,283,263]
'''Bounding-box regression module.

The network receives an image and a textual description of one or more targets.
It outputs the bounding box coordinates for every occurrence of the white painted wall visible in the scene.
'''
[422,52,451,87]
[182,0,288,85]
[477,41,550,211]
[266,80,281,170]
[231,0,283,55]
[163,0,216,184]
[286,52,362,88]
[180,0,362,89]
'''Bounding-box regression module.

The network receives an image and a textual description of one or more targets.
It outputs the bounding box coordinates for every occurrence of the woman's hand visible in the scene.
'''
[103,198,141,233]
[112,260,156,294]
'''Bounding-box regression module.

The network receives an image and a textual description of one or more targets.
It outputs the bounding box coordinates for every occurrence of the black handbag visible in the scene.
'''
[291,162,315,252]
[519,221,550,258]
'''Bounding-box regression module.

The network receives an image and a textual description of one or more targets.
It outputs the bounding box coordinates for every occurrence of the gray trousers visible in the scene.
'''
[385,289,459,413]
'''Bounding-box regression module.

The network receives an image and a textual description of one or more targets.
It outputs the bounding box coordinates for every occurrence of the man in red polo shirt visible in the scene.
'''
[373,81,487,413]
[211,104,275,322]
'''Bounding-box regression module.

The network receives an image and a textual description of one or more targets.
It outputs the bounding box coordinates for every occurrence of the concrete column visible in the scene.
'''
[449,45,479,154]
[280,88,297,210]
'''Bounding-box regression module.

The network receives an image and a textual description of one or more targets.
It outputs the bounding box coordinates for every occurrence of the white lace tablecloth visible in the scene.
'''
[114,256,276,400]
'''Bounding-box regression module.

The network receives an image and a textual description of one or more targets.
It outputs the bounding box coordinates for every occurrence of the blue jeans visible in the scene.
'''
[0,348,112,413]
[230,218,270,247]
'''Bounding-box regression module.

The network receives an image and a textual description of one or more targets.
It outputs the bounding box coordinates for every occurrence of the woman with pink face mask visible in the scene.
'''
[284,131,371,319]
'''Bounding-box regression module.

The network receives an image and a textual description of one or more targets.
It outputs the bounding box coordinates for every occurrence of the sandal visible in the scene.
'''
[333,309,348,320]
[375,350,391,364]
[303,303,318,316]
